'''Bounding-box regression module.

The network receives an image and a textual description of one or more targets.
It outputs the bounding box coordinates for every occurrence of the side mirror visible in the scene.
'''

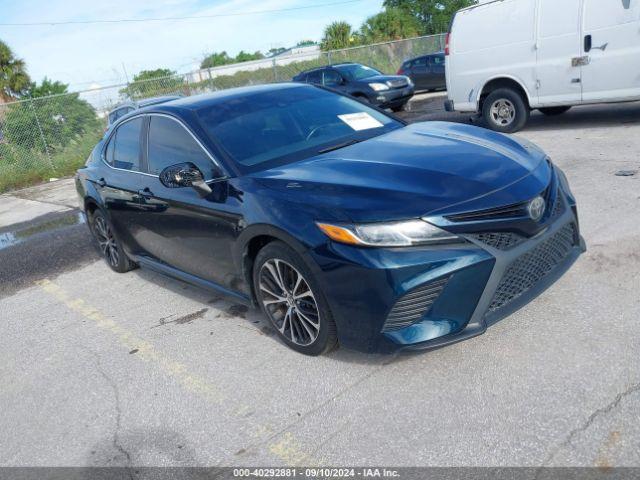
[159,162,213,198]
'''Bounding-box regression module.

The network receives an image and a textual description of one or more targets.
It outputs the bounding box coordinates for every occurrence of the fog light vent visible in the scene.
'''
[383,276,450,332]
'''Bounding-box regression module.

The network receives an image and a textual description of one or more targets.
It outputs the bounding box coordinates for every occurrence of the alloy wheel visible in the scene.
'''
[259,259,321,346]
[490,99,516,127]
[93,216,120,268]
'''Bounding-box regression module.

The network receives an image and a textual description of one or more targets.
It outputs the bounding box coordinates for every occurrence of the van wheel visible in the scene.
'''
[482,88,530,133]
[539,106,571,116]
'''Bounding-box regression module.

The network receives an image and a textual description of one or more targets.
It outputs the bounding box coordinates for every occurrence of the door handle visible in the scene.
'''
[584,34,592,52]
[96,178,106,188]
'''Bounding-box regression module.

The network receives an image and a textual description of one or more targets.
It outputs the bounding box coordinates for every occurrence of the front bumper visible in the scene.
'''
[374,86,415,108]
[309,187,585,354]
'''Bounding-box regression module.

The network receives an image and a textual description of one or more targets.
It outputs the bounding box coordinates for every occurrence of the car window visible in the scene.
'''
[323,70,343,87]
[197,85,402,174]
[147,116,215,178]
[430,56,444,66]
[412,57,427,68]
[306,71,322,84]
[107,117,143,171]
[335,64,382,80]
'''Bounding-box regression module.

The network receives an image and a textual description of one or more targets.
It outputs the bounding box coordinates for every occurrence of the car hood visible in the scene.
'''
[251,122,551,223]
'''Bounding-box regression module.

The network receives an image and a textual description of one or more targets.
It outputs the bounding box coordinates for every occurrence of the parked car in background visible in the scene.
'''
[398,52,446,92]
[293,63,415,112]
[77,83,584,356]
[107,95,182,126]
[445,0,640,133]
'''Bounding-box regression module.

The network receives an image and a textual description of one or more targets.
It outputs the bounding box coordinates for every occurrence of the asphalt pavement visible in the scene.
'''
[1,99,639,468]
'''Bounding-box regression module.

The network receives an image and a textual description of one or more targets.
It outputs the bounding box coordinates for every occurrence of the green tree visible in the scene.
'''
[121,68,183,100]
[358,7,422,43]
[234,50,264,63]
[3,78,100,152]
[0,40,31,102]
[201,51,233,69]
[320,21,358,51]
[28,77,68,98]
[296,40,316,47]
[383,0,477,34]
[268,47,287,57]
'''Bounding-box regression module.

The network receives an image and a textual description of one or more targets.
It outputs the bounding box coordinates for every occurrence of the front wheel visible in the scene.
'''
[89,209,137,273]
[482,88,530,133]
[253,241,337,356]
[539,106,571,116]
[391,103,408,113]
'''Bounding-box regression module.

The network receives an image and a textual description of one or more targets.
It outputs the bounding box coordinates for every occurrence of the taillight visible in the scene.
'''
[445,32,451,56]
[397,68,405,75]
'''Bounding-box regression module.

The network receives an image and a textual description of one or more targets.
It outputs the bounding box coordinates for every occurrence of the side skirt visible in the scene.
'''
[132,255,252,306]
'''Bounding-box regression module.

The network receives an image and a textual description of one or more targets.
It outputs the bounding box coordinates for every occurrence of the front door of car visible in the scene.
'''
[410,57,430,89]
[581,0,640,102]
[428,55,446,88]
[536,0,584,105]
[322,69,347,93]
[132,114,244,290]
[99,116,149,256]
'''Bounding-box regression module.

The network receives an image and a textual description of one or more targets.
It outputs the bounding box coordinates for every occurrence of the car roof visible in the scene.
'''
[405,52,445,62]
[137,95,183,107]
[137,83,314,115]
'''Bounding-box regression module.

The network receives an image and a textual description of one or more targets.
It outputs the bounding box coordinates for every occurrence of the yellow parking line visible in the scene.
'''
[36,278,318,466]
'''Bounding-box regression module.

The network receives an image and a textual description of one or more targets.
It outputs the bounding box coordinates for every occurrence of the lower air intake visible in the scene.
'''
[383,277,450,332]
[488,223,577,313]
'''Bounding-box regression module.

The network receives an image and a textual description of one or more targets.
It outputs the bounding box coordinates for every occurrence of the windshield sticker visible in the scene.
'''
[338,112,384,131]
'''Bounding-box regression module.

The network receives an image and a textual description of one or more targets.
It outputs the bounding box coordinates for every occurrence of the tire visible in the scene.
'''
[354,94,371,104]
[391,103,408,113]
[482,88,530,133]
[89,209,137,273]
[253,241,338,356]
[539,106,571,116]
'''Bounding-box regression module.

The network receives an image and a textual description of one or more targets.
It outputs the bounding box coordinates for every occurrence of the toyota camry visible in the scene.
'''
[76,83,585,355]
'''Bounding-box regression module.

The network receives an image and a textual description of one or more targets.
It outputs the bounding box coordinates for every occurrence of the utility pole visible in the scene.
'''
[121,62,130,84]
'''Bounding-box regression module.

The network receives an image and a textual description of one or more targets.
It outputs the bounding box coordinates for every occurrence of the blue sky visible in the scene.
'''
[0,0,384,91]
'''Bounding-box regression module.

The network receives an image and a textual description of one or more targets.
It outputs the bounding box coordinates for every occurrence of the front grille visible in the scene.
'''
[387,79,408,89]
[446,184,555,224]
[470,232,525,251]
[487,223,577,313]
[383,277,450,332]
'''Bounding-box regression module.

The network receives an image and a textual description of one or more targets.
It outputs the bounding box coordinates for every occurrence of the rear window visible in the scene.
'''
[196,86,402,173]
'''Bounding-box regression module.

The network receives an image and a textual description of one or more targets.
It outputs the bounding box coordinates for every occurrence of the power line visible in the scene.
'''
[0,0,364,27]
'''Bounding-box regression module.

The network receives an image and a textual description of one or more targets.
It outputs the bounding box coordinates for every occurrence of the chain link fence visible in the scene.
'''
[0,34,445,193]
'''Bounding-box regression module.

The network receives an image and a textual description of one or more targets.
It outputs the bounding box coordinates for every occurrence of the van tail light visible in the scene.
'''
[445,32,451,56]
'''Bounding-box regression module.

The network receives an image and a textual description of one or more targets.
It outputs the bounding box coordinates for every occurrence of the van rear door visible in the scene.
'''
[581,0,640,103]
[536,0,584,106]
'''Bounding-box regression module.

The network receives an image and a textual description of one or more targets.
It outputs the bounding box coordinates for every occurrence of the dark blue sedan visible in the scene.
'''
[76,83,585,355]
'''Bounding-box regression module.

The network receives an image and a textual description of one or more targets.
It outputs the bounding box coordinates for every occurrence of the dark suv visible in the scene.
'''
[398,53,446,92]
[293,63,414,112]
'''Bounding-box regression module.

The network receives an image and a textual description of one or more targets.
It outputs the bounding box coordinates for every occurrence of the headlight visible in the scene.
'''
[316,220,460,247]
[369,82,390,92]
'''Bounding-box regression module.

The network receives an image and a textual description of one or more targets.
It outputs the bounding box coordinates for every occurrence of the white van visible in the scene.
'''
[444,0,640,132]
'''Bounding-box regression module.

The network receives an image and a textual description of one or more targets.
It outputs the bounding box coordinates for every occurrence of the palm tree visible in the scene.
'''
[0,40,31,103]
[321,21,355,51]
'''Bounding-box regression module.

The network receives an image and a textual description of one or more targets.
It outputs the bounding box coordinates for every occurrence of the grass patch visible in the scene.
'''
[0,129,102,194]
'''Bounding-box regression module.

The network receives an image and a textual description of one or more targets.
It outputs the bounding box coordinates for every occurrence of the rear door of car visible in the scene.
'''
[99,116,149,254]
[131,114,243,289]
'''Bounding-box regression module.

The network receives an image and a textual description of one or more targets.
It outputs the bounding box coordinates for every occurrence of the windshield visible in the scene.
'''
[197,85,402,173]
[334,64,382,81]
